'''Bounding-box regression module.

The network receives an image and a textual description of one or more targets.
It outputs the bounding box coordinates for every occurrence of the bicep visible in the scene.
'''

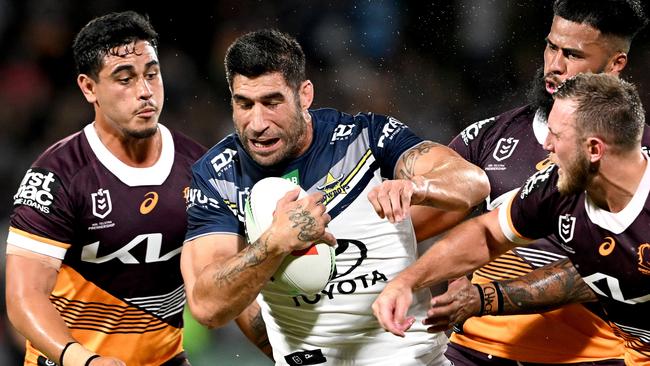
[393,141,461,180]
[6,245,61,295]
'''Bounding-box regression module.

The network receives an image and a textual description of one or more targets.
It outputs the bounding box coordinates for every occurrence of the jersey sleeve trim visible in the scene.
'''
[497,192,533,245]
[7,227,69,259]
[184,231,244,244]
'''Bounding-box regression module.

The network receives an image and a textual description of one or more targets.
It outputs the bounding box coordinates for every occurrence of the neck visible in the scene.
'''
[586,150,647,212]
[93,121,162,168]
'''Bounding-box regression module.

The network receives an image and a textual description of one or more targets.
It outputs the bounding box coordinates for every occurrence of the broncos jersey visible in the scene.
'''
[448,106,626,362]
[499,160,650,365]
[185,108,449,366]
[8,124,205,366]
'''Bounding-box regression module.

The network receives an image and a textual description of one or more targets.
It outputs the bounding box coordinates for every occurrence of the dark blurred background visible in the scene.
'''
[0,0,648,364]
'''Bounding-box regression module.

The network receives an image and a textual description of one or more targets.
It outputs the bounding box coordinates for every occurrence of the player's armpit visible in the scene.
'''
[394,141,489,211]
[235,301,273,360]
[498,257,598,314]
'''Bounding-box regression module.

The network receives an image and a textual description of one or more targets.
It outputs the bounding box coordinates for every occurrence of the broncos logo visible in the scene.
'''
[638,243,650,275]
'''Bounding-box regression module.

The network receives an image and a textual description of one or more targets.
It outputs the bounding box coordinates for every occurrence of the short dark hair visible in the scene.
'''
[553,0,648,41]
[224,29,306,91]
[555,73,645,152]
[73,11,158,79]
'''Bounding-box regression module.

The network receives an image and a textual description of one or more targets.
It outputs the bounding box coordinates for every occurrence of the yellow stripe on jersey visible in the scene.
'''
[323,149,373,205]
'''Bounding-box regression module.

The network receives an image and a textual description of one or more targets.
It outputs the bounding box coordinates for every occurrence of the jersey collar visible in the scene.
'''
[83,123,175,186]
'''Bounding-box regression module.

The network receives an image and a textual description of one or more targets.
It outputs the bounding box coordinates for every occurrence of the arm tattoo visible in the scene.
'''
[250,309,272,357]
[499,258,597,314]
[396,141,442,180]
[288,206,320,242]
[212,236,269,286]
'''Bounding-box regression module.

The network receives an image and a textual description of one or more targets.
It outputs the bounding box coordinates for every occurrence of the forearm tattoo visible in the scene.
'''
[212,237,269,286]
[250,309,272,357]
[500,258,597,314]
[395,141,442,180]
[289,206,320,242]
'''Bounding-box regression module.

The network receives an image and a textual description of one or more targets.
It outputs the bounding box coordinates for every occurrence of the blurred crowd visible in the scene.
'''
[0,0,649,365]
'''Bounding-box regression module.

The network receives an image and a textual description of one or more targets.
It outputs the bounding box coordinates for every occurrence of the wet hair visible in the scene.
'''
[224,29,306,91]
[553,0,648,41]
[72,11,158,80]
[554,73,645,152]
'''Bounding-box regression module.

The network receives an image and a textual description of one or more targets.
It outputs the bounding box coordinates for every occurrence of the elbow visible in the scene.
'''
[465,168,490,209]
[185,296,232,329]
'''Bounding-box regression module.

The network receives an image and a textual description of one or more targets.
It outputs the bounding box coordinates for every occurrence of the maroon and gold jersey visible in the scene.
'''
[499,161,650,364]
[7,124,205,366]
[448,106,626,362]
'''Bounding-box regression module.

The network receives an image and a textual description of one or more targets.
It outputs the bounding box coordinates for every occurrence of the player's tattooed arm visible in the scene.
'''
[235,301,273,360]
[211,236,270,286]
[288,205,320,242]
[498,257,597,314]
[369,140,488,223]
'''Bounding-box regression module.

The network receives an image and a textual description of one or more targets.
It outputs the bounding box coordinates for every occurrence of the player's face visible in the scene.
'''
[543,16,614,95]
[79,40,164,139]
[231,72,312,167]
[545,98,592,194]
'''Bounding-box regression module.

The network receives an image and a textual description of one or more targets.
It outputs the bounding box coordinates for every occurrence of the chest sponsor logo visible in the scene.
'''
[460,117,495,145]
[331,124,355,143]
[583,272,650,304]
[140,191,159,214]
[211,148,237,175]
[638,243,650,275]
[377,117,405,148]
[81,233,180,264]
[91,188,112,219]
[492,137,519,162]
[13,168,60,214]
[558,214,575,243]
[290,239,388,307]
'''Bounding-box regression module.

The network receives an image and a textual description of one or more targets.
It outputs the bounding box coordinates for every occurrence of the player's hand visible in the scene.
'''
[88,356,127,365]
[372,278,416,337]
[270,189,336,254]
[368,179,425,223]
[423,277,481,333]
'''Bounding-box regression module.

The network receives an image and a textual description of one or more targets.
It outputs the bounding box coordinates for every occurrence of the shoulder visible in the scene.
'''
[457,105,535,146]
[30,129,91,183]
[191,133,240,175]
[169,128,207,161]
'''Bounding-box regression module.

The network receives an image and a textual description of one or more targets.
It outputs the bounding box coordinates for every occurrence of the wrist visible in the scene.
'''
[60,342,98,366]
[477,282,504,316]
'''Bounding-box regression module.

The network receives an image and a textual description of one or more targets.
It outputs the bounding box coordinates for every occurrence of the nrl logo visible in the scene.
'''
[558,214,576,243]
[91,188,113,219]
[493,137,519,162]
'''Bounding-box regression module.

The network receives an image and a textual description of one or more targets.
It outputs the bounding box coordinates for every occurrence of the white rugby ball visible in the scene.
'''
[244,177,335,296]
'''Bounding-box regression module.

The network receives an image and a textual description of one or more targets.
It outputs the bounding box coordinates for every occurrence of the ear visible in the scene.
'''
[298,80,314,111]
[606,52,627,76]
[77,74,98,104]
[586,137,605,163]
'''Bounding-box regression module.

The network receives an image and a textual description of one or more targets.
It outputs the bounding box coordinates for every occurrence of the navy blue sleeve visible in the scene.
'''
[364,113,424,179]
[185,159,242,242]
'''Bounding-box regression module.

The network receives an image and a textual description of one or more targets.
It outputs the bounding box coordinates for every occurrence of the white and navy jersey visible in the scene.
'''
[8,124,206,366]
[186,108,448,366]
[499,161,650,364]
[447,106,628,362]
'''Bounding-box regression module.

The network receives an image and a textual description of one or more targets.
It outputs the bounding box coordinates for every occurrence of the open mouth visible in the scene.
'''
[249,138,281,154]
[545,80,558,95]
